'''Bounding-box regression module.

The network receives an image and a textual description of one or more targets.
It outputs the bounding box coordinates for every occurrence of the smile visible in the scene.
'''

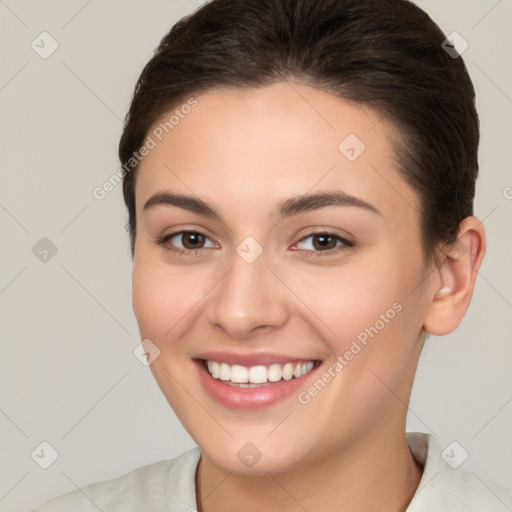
[204,360,316,387]
[194,355,322,409]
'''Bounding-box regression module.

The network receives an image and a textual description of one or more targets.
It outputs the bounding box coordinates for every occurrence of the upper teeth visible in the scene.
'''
[206,361,315,384]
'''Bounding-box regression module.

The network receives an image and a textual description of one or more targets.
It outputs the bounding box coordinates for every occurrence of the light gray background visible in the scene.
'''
[1,0,511,510]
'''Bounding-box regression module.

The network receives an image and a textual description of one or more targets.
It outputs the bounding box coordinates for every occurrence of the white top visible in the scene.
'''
[32,432,511,511]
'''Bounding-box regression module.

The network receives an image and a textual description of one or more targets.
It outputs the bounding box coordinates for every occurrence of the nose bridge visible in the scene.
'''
[205,244,289,338]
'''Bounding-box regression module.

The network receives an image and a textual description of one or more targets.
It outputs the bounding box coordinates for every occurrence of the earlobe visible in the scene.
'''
[423,216,486,336]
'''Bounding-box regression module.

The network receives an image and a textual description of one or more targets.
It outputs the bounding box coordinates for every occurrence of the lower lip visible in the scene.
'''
[194,360,320,410]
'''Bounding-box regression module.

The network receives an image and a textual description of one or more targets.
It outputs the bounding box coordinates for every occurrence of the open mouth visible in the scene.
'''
[200,359,320,388]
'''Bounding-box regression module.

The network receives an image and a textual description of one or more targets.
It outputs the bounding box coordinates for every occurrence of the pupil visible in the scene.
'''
[184,232,203,249]
[314,234,335,250]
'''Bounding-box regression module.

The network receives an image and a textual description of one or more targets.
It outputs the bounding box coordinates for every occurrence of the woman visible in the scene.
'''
[33,0,511,510]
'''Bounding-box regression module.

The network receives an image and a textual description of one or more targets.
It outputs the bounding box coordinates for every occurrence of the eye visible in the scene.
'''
[293,231,355,257]
[155,230,217,255]
[154,230,355,258]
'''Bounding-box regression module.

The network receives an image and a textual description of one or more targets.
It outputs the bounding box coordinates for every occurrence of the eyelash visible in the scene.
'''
[154,230,355,258]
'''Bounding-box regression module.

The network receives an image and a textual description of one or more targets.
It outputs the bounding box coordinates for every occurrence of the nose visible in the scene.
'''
[204,249,290,340]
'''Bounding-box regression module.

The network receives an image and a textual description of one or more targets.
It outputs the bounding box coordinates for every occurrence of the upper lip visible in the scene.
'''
[193,351,320,367]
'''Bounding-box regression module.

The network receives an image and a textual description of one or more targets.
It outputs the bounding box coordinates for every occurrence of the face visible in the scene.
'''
[132,81,434,475]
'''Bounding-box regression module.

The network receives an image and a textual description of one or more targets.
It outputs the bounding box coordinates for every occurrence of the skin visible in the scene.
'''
[132,80,486,512]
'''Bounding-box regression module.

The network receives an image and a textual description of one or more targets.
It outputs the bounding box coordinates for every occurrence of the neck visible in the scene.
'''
[196,428,423,512]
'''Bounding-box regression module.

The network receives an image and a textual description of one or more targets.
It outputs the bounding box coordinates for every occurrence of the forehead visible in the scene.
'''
[135,81,419,222]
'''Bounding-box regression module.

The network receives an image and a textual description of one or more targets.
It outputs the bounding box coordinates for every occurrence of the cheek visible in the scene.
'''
[131,255,204,415]
[289,250,425,382]
[290,261,403,344]
[289,266,420,431]
[132,254,200,340]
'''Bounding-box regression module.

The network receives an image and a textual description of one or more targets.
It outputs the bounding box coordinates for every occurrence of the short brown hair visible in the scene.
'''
[119,0,479,264]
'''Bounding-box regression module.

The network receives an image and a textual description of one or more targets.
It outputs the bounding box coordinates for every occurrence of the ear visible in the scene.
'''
[423,216,486,336]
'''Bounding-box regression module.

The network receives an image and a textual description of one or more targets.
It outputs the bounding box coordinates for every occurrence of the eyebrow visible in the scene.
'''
[143,190,381,219]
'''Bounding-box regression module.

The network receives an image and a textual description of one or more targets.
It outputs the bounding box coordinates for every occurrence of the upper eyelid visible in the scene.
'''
[293,232,354,251]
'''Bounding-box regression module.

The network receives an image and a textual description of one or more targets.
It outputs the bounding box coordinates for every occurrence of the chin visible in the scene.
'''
[198,434,311,476]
